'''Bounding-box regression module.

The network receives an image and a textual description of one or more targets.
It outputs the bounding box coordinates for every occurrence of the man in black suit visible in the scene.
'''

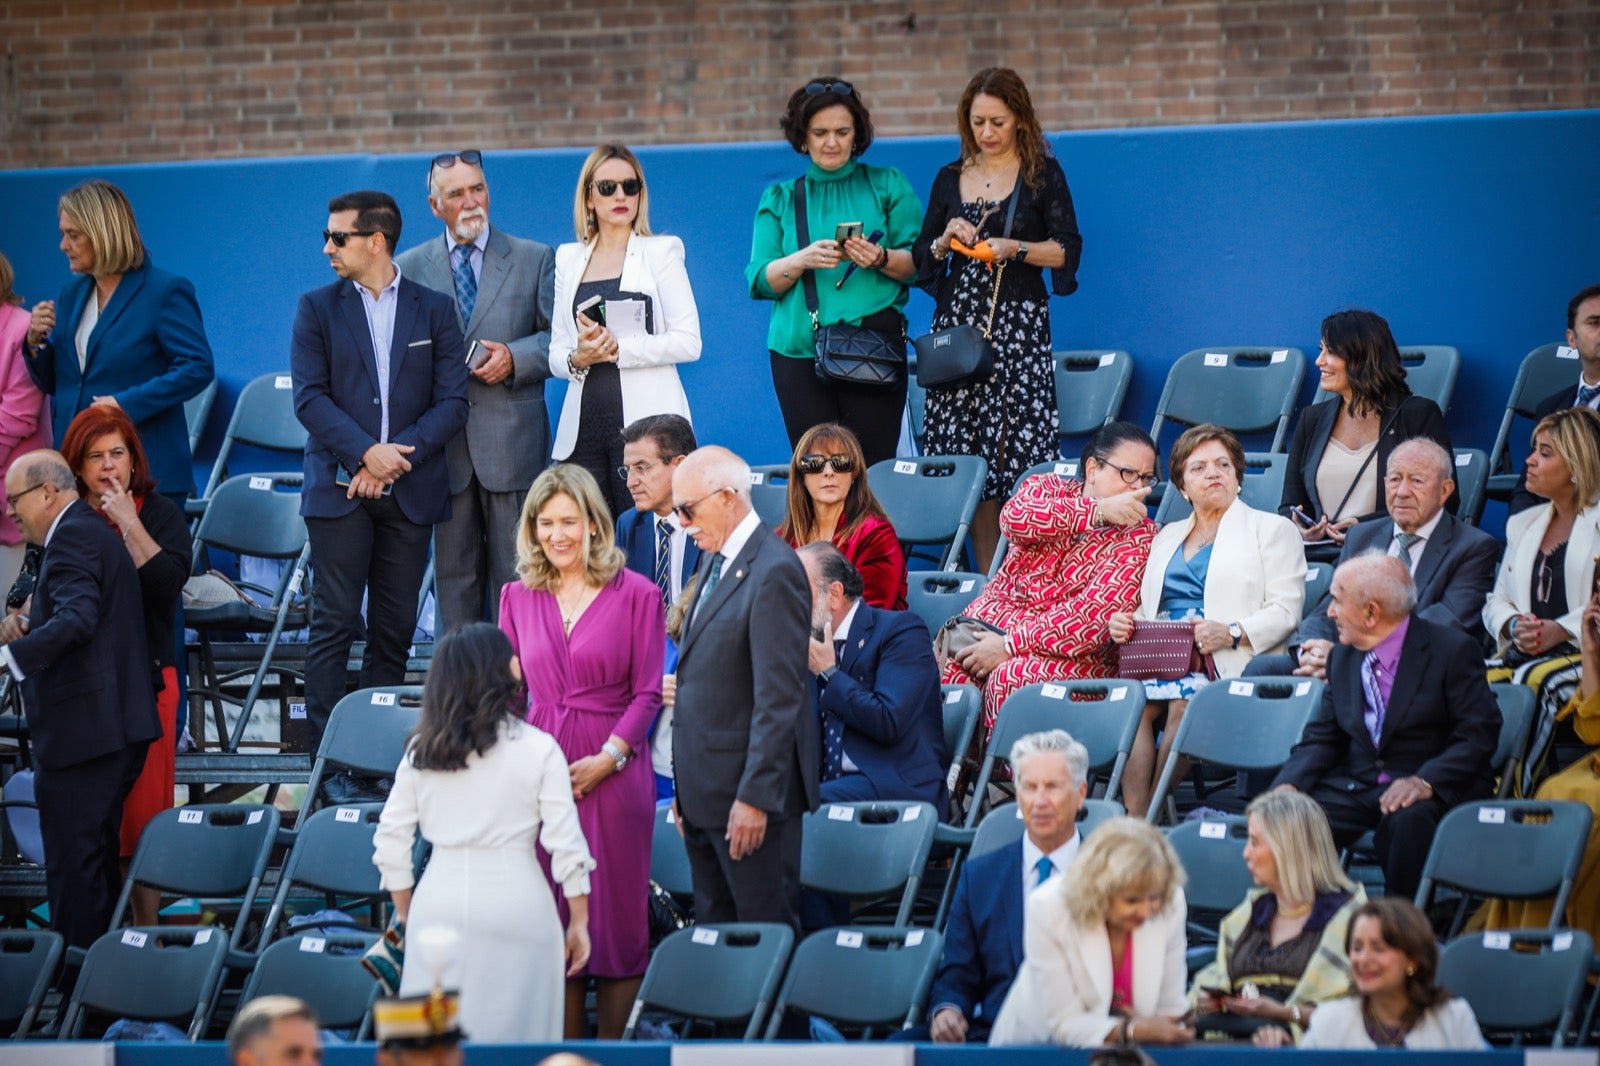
[1273,553,1500,899]
[1509,283,1600,515]
[670,446,816,933]
[798,541,945,807]
[0,451,161,948]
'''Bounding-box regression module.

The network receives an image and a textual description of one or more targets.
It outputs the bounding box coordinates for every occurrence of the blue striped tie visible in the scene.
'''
[452,243,477,325]
[654,518,672,606]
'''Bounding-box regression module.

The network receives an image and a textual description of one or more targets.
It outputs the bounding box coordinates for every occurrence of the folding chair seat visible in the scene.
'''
[763,926,942,1039]
[1155,452,1288,525]
[0,929,61,1038]
[1300,562,1333,621]
[1054,350,1132,456]
[1453,447,1490,526]
[1151,347,1305,457]
[292,686,422,833]
[650,803,694,899]
[0,770,47,927]
[905,572,986,637]
[1439,928,1592,1046]
[867,455,986,571]
[939,684,981,811]
[622,923,793,1040]
[1490,682,1537,799]
[748,464,791,530]
[58,926,227,1040]
[257,803,386,948]
[239,931,380,1036]
[1165,815,1253,942]
[800,802,937,927]
[1487,342,1576,503]
[186,370,309,523]
[184,377,219,455]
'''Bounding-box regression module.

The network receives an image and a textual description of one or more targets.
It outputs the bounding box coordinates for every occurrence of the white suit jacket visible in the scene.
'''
[549,232,701,459]
[1301,997,1487,1050]
[1136,497,1306,676]
[990,884,1189,1047]
[1483,499,1600,654]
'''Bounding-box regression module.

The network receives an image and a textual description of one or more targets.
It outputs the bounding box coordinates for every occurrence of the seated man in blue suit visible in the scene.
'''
[927,729,1090,1043]
[798,541,944,807]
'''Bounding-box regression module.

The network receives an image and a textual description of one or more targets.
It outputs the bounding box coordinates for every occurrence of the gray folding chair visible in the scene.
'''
[623,923,793,1040]
[763,925,942,1040]
[1311,345,1460,413]
[1166,815,1253,946]
[58,926,228,1040]
[292,686,423,833]
[748,464,790,529]
[905,571,987,637]
[1487,342,1576,503]
[0,929,61,1038]
[1054,350,1132,453]
[1155,452,1288,525]
[1440,929,1592,1046]
[1150,347,1306,456]
[1453,447,1490,526]
[800,802,937,927]
[940,683,981,803]
[1300,561,1334,621]
[991,460,1083,576]
[239,931,380,1037]
[867,455,987,571]
[187,370,309,524]
[184,377,219,455]
[1490,682,1536,799]
[651,803,694,899]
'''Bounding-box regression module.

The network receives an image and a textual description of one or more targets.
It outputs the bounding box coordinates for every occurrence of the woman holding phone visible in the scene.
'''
[550,145,701,519]
[746,77,923,467]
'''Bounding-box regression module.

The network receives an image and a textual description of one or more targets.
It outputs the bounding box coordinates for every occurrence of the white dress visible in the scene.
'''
[1300,997,1488,1050]
[373,720,595,1044]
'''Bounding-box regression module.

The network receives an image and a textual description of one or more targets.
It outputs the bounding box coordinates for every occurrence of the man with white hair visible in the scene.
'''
[1273,553,1499,898]
[227,996,321,1066]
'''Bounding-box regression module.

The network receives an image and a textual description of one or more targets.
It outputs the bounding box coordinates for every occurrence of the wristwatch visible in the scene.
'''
[817,665,839,687]
[601,740,629,773]
[1016,241,1029,260]
[1228,622,1243,649]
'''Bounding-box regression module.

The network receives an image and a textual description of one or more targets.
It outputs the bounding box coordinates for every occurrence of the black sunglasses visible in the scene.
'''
[592,178,643,197]
[804,80,854,97]
[796,453,856,476]
[323,229,377,247]
[673,486,728,524]
[431,149,483,172]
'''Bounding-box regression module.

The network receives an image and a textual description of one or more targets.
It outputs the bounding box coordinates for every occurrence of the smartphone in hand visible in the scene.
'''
[834,221,863,245]
[1289,506,1316,529]
[576,294,607,327]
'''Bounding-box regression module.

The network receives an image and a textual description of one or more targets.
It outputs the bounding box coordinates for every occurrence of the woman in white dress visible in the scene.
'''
[373,622,595,1044]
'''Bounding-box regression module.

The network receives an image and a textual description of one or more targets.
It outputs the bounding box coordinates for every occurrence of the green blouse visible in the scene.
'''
[745,158,924,360]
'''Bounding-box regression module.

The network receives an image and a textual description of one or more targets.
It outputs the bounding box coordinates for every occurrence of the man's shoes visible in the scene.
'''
[318,769,390,805]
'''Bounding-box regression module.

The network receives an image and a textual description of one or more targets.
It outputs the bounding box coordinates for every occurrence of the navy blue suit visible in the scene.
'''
[928,840,1027,1040]
[818,603,946,808]
[26,262,215,496]
[616,506,700,605]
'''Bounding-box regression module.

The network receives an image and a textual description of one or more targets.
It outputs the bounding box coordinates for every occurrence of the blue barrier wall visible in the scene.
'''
[2,110,1597,484]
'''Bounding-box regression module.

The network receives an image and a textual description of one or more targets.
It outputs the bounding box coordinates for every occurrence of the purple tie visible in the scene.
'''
[1360,651,1387,748]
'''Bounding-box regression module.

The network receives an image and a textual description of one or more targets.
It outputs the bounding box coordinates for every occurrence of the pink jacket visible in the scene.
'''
[0,303,52,546]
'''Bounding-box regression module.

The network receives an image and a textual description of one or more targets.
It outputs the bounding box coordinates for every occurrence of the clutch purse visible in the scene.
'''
[933,615,1005,672]
[1117,620,1217,681]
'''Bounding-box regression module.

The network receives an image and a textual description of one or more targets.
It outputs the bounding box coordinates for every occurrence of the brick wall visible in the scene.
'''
[2,0,1596,169]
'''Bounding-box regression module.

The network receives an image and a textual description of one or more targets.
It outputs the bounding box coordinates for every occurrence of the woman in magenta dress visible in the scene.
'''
[499,463,664,1039]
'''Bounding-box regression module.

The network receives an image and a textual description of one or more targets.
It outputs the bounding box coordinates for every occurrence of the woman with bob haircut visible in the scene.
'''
[549,145,701,518]
[498,463,664,1038]
[373,622,595,1044]
[1189,790,1365,1046]
[745,77,923,467]
[23,179,215,503]
[777,422,906,609]
[1300,897,1486,1049]
[990,816,1193,1048]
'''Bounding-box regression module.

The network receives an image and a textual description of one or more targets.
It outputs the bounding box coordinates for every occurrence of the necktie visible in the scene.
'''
[1360,650,1387,747]
[1578,382,1600,409]
[693,555,724,621]
[452,243,477,325]
[654,519,673,606]
[1394,532,1421,569]
[1035,855,1055,888]
[819,639,847,781]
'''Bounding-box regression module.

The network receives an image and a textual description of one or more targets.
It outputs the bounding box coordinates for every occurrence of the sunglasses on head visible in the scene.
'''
[430,149,483,172]
[592,178,643,197]
[804,80,854,97]
[323,229,376,247]
[796,453,856,475]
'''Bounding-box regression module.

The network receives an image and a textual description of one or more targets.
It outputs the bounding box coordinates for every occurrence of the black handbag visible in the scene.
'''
[913,188,1018,389]
[793,177,906,390]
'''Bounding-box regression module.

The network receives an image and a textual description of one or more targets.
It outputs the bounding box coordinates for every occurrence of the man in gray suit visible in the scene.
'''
[670,446,818,934]
[395,149,555,630]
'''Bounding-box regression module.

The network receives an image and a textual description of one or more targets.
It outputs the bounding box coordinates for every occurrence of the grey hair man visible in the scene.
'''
[228,996,322,1066]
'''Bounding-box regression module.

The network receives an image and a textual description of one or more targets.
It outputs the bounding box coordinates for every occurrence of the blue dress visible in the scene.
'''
[1144,544,1214,700]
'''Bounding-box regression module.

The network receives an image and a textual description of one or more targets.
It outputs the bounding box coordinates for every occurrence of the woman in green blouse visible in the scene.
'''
[745,77,923,466]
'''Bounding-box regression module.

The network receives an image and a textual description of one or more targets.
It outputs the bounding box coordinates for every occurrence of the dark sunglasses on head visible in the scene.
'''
[323,229,377,247]
[431,149,483,172]
[592,178,643,197]
[796,453,856,475]
[804,80,854,97]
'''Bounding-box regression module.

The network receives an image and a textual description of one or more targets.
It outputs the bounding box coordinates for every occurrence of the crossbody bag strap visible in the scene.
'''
[793,177,820,331]
[1328,405,1402,521]
[979,189,1018,340]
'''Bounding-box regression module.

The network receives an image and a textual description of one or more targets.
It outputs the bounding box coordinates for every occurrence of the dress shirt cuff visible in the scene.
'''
[0,645,22,681]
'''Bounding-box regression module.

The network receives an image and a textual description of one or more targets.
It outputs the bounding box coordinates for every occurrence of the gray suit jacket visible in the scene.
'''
[1294,510,1502,649]
[672,522,819,828]
[395,225,555,494]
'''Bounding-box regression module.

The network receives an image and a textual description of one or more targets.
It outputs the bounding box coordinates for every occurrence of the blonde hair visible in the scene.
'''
[1532,405,1600,510]
[58,180,146,276]
[1060,816,1186,925]
[571,144,653,242]
[514,464,625,593]
[0,251,21,306]
[1245,790,1355,904]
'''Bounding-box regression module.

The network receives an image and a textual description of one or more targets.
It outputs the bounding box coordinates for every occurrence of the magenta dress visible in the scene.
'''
[499,567,665,978]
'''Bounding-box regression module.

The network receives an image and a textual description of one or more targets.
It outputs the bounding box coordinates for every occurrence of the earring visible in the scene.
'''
[586,210,597,231]
[1406,966,1415,977]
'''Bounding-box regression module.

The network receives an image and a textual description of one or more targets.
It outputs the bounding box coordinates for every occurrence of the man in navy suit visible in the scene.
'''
[1510,283,1600,515]
[798,541,945,807]
[0,451,161,948]
[1273,553,1499,899]
[927,729,1090,1043]
[291,191,468,751]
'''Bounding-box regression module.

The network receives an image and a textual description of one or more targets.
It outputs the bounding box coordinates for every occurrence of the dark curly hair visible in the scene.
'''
[957,67,1052,189]
[409,623,526,772]
[1321,308,1411,419]
[779,77,874,158]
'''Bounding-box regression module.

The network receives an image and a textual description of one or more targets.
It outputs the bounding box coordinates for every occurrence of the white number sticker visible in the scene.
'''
[835,930,863,948]
[249,476,272,491]
[1305,567,1320,581]
[692,927,719,945]
[179,809,203,824]
[1270,349,1289,363]
[247,810,264,825]
[1477,807,1506,824]
[893,460,917,475]
[959,579,975,592]
[1204,352,1228,367]
[944,689,962,704]
[336,807,361,822]
[1040,684,1067,700]
[372,692,396,706]
[121,930,148,947]
[299,936,326,953]
[1098,353,1115,367]
[905,930,925,946]
[1228,680,1254,696]
[194,928,213,944]
[749,471,765,484]
[275,375,292,388]
[827,805,854,821]
[903,806,921,821]
[1557,345,1579,361]
[1199,821,1227,839]
[1484,932,1511,950]
[1553,932,1574,951]
[1296,681,1313,697]
[1110,686,1128,700]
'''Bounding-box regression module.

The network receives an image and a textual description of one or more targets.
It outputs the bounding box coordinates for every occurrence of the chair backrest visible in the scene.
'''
[260,803,386,945]
[651,803,694,898]
[1438,929,1593,1046]
[748,464,790,529]
[184,378,219,454]
[974,680,1144,818]
[1165,816,1253,917]
[905,366,927,451]
[1452,447,1490,526]
[1054,350,1133,436]
[195,371,309,504]
[989,462,1082,577]
[1310,345,1462,413]
[867,455,987,570]
[624,923,794,1040]
[1489,342,1576,476]
[764,926,942,1038]
[1300,562,1333,620]
[800,802,937,925]
[1151,348,1305,453]
[940,683,981,777]
[239,932,381,1033]
[1154,452,1287,525]
[1415,800,1591,930]
[298,686,424,827]
[1490,683,1536,798]
[1,771,44,866]
[971,799,1125,861]
[192,473,308,561]
[61,926,229,1040]
[905,572,987,637]
[0,930,61,1038]
[1079,798,1125,839]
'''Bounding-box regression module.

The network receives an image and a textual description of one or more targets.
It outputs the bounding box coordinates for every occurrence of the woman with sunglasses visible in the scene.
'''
[746,78,923,468]
[777,423,907,610]
[550,145,702,519]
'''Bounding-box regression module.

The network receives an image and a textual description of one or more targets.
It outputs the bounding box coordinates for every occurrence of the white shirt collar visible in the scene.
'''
[447,226,490,259]
[715,508,763,567]
[1395,507,1445,547]
[42,498,75,547]
[832,599,862,643]
[1021,828,1081,889]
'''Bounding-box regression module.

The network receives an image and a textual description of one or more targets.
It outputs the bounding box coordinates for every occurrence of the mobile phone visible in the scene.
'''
[834,221,864,244]
[1289,506,1316,529]
[464,339,489,370]
[1200,986,1229,1000]
[1591,554,1600,599]
[576,294,606,327]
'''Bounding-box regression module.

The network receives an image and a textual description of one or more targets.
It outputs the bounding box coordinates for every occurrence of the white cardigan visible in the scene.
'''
[990,884,1190,1048]
[1483,499,1600,655]
[1300,997,1487,1050]
[548,232,701,459]
[1136,497,1306,677]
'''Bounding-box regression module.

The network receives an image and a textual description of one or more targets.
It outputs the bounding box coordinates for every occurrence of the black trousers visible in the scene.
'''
[304,495,433,750]
[36,742,149,949]
[770,352,907,468]
[1308,779,1449,900]
[679,804,803,938]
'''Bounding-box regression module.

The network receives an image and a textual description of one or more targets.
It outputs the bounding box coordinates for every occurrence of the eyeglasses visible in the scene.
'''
[323,229,377,248]
[592,178,643,197]
[796,453,856,476]
[804,80,854,97]
[1098,459,1160,488]
[673,486,729,524]
[617,459,671,481]
[430,149,483,172]
[5,483,45,510]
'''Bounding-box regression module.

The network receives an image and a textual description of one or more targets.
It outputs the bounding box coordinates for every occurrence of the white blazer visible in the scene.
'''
[1300,997,1487,1050]
[990,884,1190,1047]
[1136,497,1306,677]
[1483,500,1600,654]
[549,232,701,459]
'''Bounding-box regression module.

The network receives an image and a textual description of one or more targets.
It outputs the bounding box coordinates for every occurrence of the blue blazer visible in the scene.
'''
[616,506,701,602]
[289,276,469,525]
[26,262,215,496]
[929,840,1026,1035]
[820,603,947,807]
